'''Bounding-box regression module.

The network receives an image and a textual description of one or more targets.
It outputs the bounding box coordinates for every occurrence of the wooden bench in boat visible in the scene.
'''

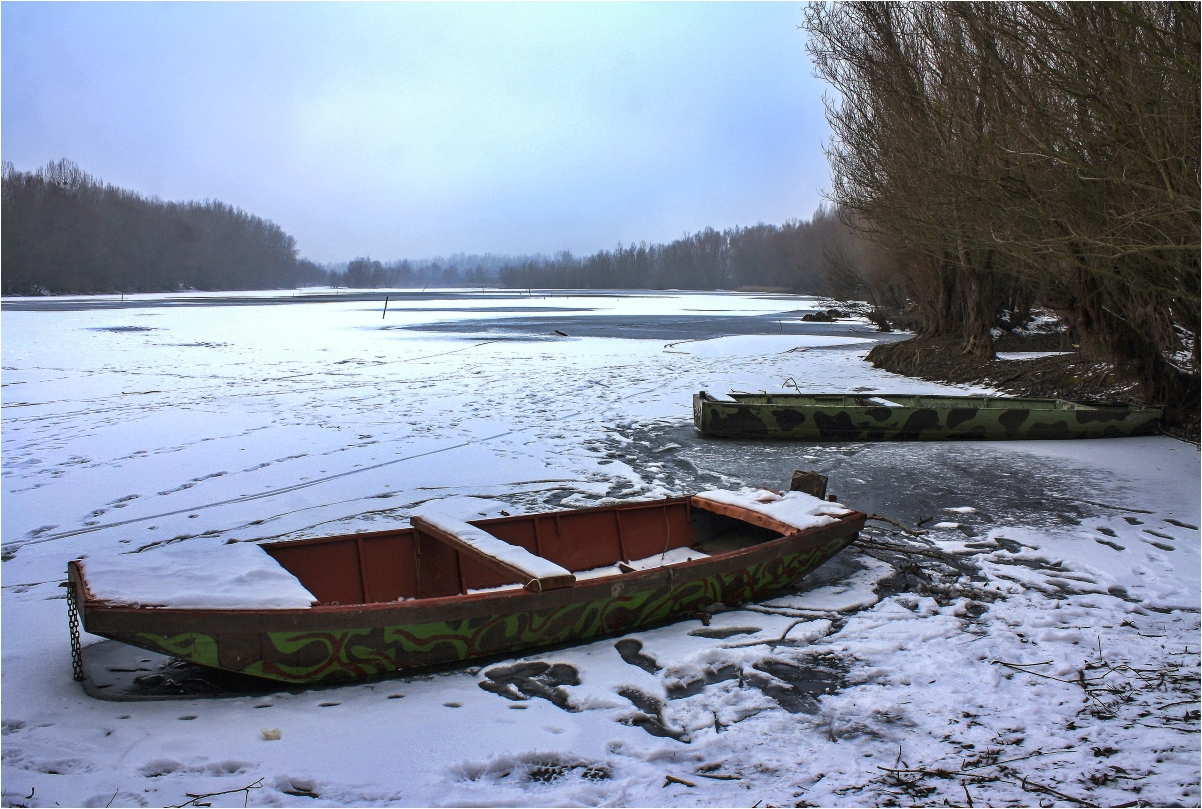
[410,512,576,592]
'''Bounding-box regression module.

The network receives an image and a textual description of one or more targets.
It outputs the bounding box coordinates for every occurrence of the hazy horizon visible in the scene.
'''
[2,2,832,264]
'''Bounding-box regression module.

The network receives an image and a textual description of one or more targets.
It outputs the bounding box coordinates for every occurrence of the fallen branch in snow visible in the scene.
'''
[879,746,1076,779]
[1157,699,1200,710]
[866,514,928,535]
[664,774,696,788]
[853,538,962,564]
[1013,772,1098,807]
[997,658,1127,718]
[720,618,828,650]
[993,660,1074,683]
[874,747,1096,806]
[996,652,1199,724]
[171,778,264,808]
[741,604,835,620]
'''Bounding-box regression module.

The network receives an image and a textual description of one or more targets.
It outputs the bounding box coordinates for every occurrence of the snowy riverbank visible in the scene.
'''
[3,290,1197,807]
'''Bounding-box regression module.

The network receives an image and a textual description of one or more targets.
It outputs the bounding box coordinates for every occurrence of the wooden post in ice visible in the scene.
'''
[790,470,828,499]
[382,295,390,320]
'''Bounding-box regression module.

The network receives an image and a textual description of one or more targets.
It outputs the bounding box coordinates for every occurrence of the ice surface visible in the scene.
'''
[694,487,850,532]
[670,333,871,357]
[2,289,1197,808]
[410,508,571,582]
[81,541,317,609]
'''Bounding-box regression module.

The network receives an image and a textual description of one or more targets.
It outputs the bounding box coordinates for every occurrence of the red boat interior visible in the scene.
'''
[263,498,785,606]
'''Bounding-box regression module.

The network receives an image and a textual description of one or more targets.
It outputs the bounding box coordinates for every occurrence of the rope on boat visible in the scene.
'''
[65,581,83,682]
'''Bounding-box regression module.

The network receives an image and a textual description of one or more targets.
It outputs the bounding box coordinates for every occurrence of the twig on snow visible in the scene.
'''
[1158,699,1201,710]
[878,746,1076,778]
[1015,773,1098,807]
[993,660,1074,683]
[171,778,264,808]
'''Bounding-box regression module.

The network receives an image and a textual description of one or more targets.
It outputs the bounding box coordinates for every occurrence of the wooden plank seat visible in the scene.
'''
[410,511,576,592]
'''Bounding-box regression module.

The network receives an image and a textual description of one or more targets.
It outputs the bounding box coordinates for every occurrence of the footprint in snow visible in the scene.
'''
[617,687,688,742]
[614,638,660,673]
[477,661,580,712]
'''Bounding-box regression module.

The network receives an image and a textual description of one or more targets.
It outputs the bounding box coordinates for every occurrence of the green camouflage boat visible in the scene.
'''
[69,493,864,686]
[693,391,1162,441]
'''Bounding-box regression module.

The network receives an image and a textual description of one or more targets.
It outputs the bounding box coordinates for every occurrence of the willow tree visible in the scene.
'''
[805,2,1199,409]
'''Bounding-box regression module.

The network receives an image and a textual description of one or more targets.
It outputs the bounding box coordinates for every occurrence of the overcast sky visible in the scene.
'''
[2,2,832,264]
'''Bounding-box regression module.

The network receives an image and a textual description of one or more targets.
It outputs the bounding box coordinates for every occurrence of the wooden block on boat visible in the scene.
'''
[411,514,576,592]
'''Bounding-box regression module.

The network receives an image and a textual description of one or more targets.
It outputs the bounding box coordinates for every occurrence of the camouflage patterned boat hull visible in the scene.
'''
[693,392,1161,441]
[71,497,864,685]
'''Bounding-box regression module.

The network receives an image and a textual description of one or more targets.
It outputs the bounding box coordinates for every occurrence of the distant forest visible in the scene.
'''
[1,160,311,295]
[312,211,864,294]
[494,212,861,293]
[1,159,867,296]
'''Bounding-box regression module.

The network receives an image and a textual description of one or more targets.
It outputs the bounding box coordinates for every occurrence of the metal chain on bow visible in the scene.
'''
[66,581,84,682]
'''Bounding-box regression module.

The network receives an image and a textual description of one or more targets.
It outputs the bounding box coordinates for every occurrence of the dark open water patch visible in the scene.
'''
[89,326,156,333]
[747,653,850,714]
[599,419,1134,531]
[403,311,908,343]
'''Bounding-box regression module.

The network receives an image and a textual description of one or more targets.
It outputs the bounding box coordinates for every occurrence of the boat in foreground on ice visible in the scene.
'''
[693,391,1162,441]
[68,490,865,685]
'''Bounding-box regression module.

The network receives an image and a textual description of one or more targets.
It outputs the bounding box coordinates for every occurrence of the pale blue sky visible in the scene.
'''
[2,2,831,263]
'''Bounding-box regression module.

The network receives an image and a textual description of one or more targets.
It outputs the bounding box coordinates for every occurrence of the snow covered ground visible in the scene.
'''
[2,289,1198,807]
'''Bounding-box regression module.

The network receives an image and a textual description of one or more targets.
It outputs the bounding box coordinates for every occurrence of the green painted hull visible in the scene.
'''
[693,392,1161,441]
[77,525,858,685]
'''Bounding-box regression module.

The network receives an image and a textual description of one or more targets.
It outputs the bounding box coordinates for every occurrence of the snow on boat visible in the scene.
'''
[68,491,865,685]
[693,391,1162,441]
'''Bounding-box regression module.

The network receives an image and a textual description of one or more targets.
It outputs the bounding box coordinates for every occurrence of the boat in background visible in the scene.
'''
[693,391,1162,441]
[69,490,864,686]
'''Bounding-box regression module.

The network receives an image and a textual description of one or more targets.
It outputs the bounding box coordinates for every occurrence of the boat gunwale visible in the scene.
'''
[71,502,866,626]
[716,392,1161,413]
[251,495,700,552]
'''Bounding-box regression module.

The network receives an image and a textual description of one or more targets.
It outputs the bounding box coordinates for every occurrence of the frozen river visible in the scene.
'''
[2,289,1198,807]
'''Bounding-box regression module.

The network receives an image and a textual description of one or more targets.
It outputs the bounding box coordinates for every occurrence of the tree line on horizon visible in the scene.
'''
[803,1,1199,410]
[1,157,874,296]
[493,209,865,293]
[1,160,311,295]
[321,253,531,290]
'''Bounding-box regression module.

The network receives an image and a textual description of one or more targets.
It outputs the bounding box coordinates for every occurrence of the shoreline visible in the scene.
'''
[866,334,1200,445]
